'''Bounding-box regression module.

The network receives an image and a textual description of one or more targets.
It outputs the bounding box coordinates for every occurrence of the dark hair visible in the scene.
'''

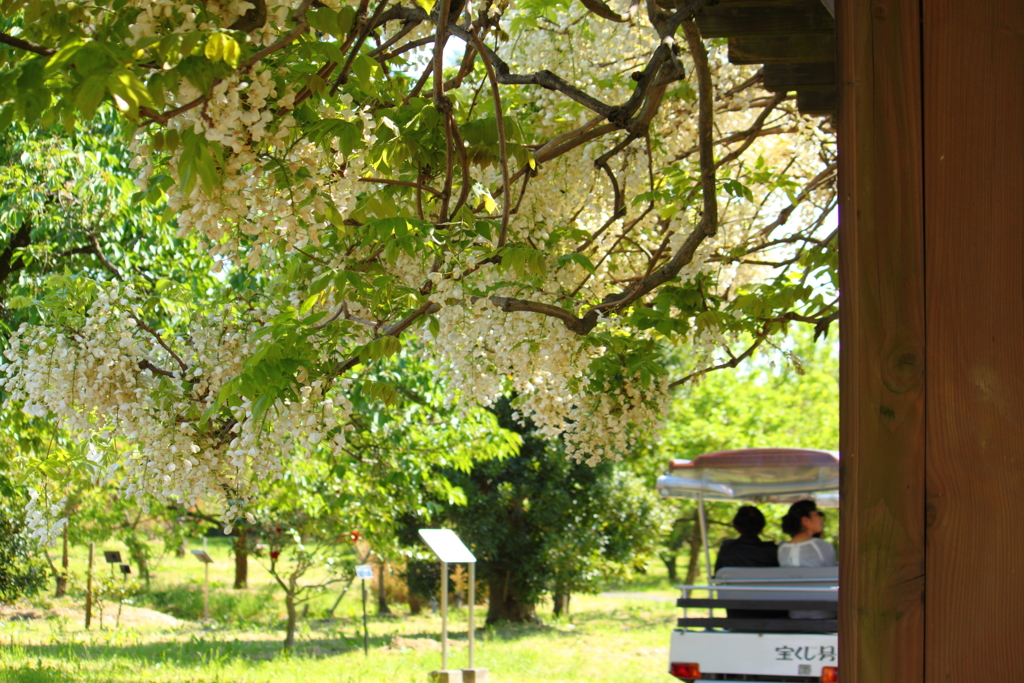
[782,499,819,537]
[732,506,767,536]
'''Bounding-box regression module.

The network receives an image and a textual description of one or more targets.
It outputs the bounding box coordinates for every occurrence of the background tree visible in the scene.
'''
[250,465,356,651]
[421,398,664,623]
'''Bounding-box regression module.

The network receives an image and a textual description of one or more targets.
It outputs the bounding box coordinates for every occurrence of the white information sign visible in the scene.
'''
[355,564,374,580]
[418,529,476,563]
[191,550,213,564]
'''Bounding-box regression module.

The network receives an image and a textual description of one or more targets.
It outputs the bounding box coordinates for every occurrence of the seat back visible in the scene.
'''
[712,566,838,603]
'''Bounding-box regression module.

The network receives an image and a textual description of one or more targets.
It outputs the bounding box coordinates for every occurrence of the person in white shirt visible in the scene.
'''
[777,499,837,619]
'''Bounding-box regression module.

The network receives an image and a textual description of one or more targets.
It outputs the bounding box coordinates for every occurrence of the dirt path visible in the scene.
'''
[0,600,189,629]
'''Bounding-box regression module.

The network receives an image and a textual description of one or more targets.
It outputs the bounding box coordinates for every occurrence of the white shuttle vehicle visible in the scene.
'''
[656,448,839,683]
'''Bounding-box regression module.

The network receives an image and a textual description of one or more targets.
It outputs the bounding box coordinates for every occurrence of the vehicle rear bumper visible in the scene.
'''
[670,629,838,680]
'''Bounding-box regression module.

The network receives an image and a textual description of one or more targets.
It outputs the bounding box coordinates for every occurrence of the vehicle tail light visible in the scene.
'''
[669,662,701,680]
[821,666,838,682]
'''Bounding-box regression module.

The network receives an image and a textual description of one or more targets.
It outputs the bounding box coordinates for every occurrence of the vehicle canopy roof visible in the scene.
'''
[656,448,839,506]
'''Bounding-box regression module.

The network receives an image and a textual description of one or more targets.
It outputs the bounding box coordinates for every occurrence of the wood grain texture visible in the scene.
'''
[696,1,833,37]
[837,0,926,680]
[796,88,835,115]
[763,62,836,91]
[728,33,835,63]
[923,0,1024,678]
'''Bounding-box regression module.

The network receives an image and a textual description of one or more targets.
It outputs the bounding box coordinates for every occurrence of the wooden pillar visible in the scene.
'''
[836,0,926,680]
[841,0,1024,679]
[922,0,1024,678]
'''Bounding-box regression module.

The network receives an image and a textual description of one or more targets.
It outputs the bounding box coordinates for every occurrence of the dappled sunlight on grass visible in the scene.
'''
[1,592,677,683]
[1,541,682,682]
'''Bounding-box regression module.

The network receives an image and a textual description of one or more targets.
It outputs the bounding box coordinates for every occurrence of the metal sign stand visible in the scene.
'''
[419,529,487,683]
[441,559,449,670]
[468,562,475,670]
[356,564,374,656]
[116,564,131,628]
[191,538,214,622]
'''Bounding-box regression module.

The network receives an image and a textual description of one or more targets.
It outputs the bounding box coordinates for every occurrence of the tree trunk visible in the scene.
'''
[408,593,426,615]
[376,562,392,616]
[55,524,69,598]
[684,525,703,585]
[283,592,297,651]
[486,571,536,624]
[127,542,150,589]
[663,555,678,583]
[553,591,570,618]
[233,529,248,589]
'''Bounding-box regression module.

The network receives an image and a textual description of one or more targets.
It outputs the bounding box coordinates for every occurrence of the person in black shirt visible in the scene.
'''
[714,506,785,619]
[714,506,779,573]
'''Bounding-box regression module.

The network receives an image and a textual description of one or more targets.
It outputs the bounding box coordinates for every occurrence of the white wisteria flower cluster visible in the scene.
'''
[1,284,354,523]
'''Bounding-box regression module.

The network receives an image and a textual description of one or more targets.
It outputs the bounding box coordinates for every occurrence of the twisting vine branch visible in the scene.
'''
[465,27,512,247]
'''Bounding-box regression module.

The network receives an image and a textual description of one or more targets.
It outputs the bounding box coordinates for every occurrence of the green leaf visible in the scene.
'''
[362,380,398,406]
[556,252,596,275]
[204,33,226,62]
[335,6,356,36]
[299,293,319,315]
[75,76,107,120]
[308,8,340,37]
[7,295,34,309]
[360,336,402,363]
[45,39,85,73]
[351,54,377,91]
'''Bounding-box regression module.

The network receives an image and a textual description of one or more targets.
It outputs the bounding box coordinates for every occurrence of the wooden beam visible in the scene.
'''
[923,0,1024,678]
[728,34,835,64]
[796,88,835,114]
[696,1,834,37]
[763,62,835,92]
[837,0,926,682]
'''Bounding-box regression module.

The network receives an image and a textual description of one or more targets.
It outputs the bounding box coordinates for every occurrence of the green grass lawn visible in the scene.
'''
[1,538,687,683]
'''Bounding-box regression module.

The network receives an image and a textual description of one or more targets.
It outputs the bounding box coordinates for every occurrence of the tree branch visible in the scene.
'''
[488,296,598,335]
[359,176,442,197]
[382,0,712,130]
[0,32,54,56]
[0,220,33,288]
[668,327,768,388]
[465,28,511,247]
[87,234,122,280]
[579,0,632,23]
[577,18,718,318]
[126,312,190,376]
[713,92,786,170]
[329,300,441,377]
[138,359,176,378]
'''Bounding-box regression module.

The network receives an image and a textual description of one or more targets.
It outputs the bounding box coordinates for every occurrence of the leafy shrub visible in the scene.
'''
[0,476,47,604]
[142,582,278,624]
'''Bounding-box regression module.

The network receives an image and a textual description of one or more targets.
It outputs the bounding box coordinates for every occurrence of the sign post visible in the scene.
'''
[191,538,214,621]
[85,542,94,630]
[355,564,374,656]
[468,561,475,669]
[116,564,131,628]
[418,529,486,683]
